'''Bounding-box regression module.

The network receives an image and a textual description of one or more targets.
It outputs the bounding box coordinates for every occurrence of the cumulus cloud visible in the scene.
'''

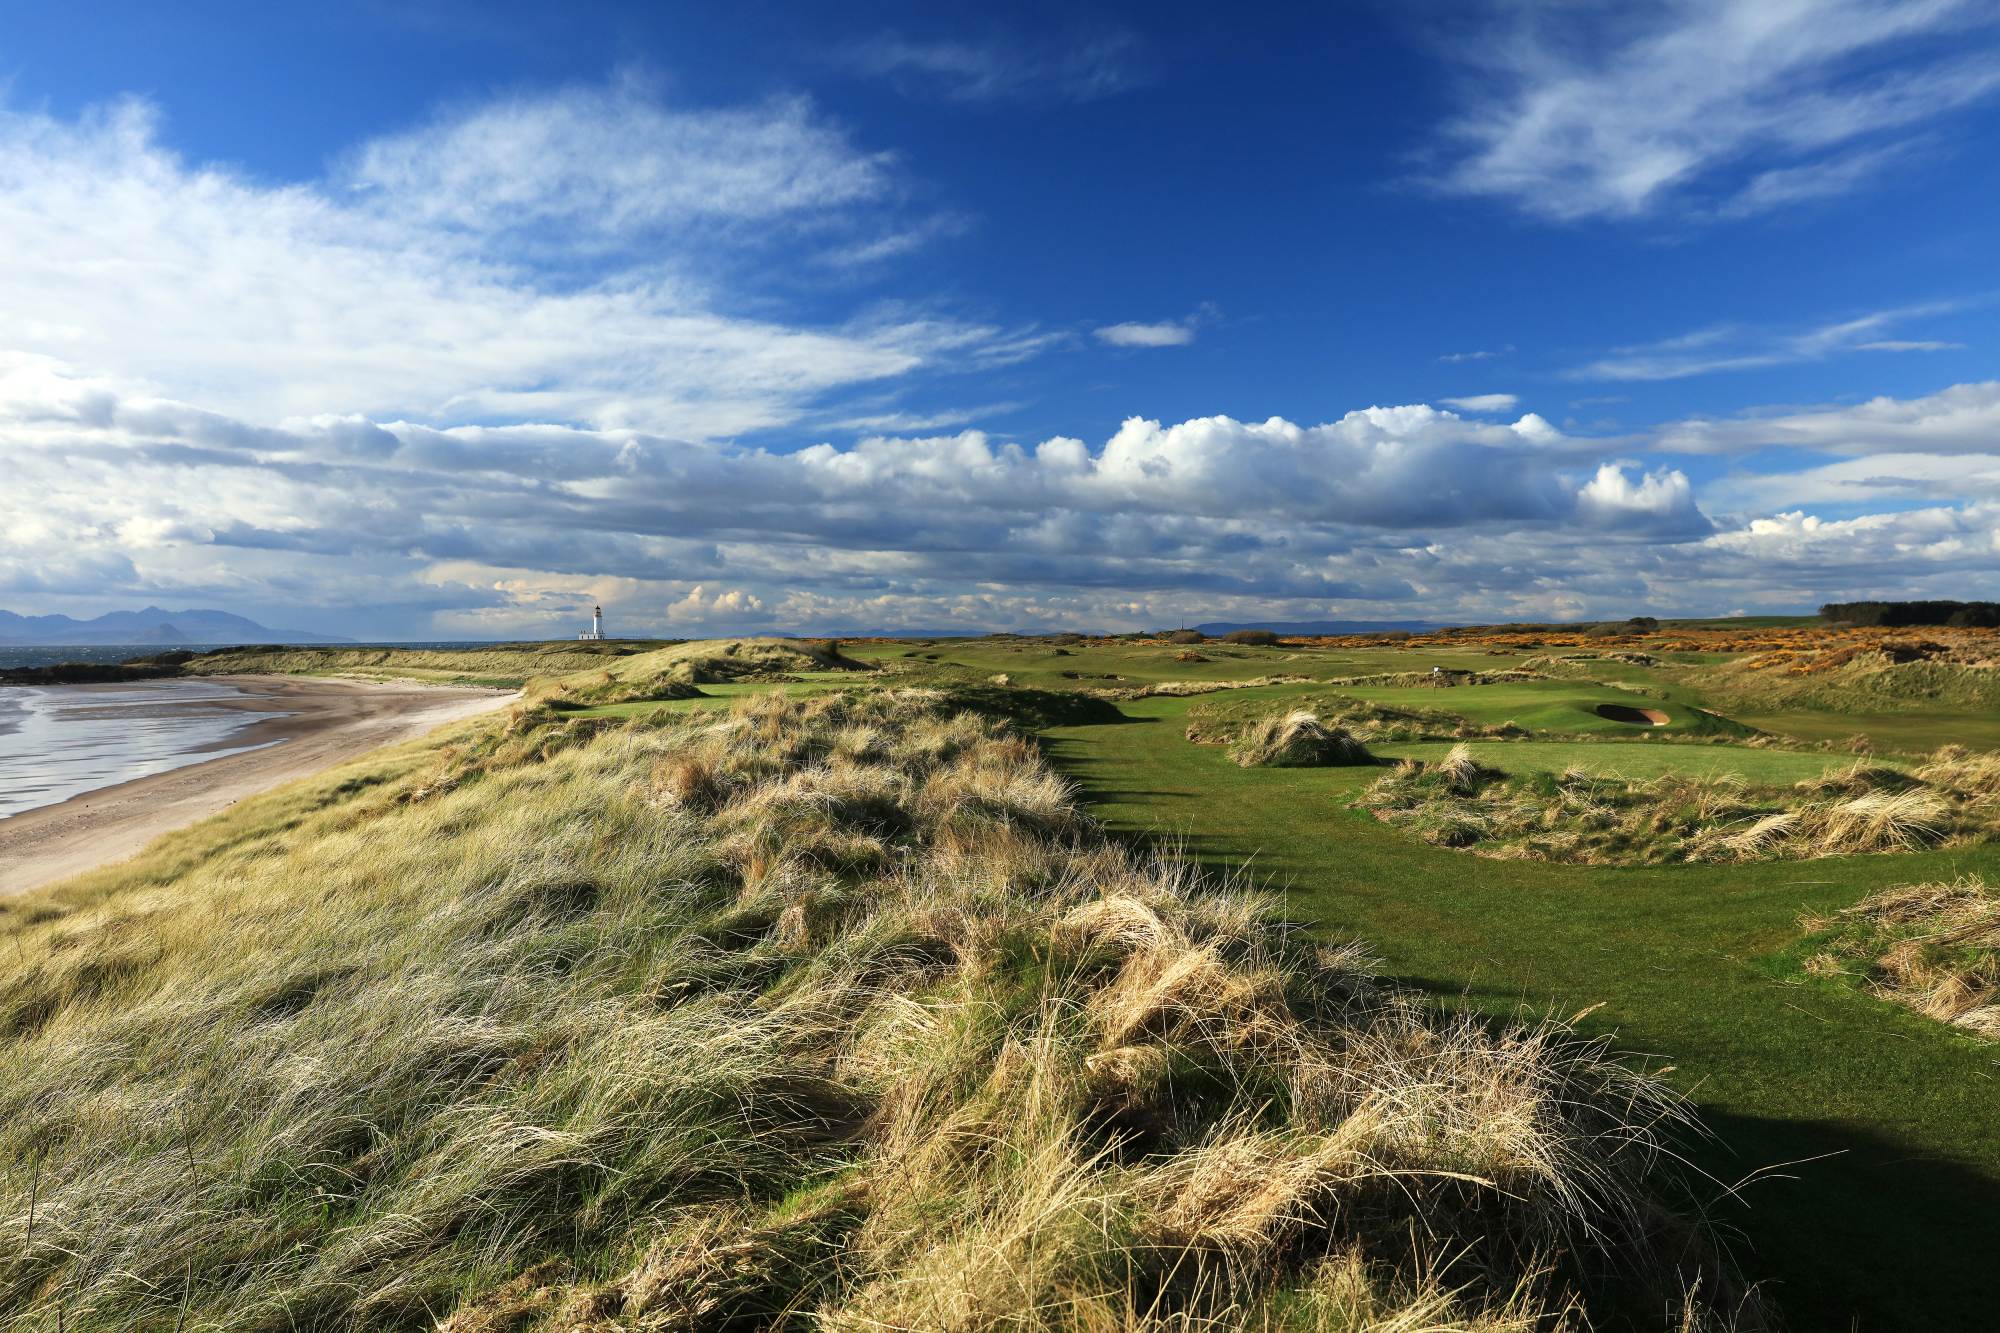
[667,585,768,623]
[1440,393,1520,413]
[0,356,1720,632]
[1575,463,1699,525]
[1428,0,2000,221]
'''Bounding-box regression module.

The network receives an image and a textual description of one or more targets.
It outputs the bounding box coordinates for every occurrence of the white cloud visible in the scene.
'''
[1429,0,2000,221]
[343,76,893,242]
[0,91,1020,437]
[1714,452,2000,511]
[1575,463,1698,524]
[0,357,1723,633]
[1440,393,1520,413]
[1094,319,1196,348]
[1438,346,1512,363]
[1716,138,1920,216]
[1854,339,1965,352]
[667,584,768,623]
[1571,305,1961,381]
[1705,503,2000,579]
[1653,380,2000,454]
[838,31,1147,104]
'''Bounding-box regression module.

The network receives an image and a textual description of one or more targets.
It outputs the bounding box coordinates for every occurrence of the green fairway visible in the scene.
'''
[1734,707,2000,755]
[1042,692,2000,1332]
[1372,738,1882,782]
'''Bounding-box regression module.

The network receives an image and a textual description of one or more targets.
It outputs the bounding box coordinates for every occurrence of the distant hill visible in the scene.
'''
[0,607,351,646]
[1190,619,1454,636]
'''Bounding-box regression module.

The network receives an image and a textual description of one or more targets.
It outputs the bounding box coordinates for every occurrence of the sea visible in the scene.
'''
[0,642,481,820]
[0,680,289,819]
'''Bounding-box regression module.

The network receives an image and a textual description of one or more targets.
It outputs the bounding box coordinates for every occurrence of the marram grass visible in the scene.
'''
[2,688,1758,1330]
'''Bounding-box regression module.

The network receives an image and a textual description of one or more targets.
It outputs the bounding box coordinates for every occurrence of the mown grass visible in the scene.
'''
[1042,691,2000,1330]
[0,686,1754,1330]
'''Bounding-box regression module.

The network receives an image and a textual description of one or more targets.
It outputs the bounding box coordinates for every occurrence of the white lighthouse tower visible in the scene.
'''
[579,605,604,641]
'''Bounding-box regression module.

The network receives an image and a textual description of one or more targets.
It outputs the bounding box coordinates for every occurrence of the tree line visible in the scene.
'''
[1822,600,2000,628]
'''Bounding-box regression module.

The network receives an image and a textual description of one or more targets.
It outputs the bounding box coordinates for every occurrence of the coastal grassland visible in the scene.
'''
[1038,685,2000,1330]
[0,687,1749,1331]
[170,637,873,697]
[179,640,673,689]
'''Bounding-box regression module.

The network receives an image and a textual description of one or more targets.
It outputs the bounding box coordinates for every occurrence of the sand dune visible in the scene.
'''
[0,675,515,896]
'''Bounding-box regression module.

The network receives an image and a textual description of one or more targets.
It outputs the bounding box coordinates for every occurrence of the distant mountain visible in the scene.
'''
[1190,619,1453,636]
[0,607,351,646]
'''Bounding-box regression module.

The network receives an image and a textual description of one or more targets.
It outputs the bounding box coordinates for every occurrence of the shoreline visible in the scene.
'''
[0,674,517,897]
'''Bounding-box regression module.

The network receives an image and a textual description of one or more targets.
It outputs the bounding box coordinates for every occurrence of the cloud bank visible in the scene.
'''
[1,351,1721,633]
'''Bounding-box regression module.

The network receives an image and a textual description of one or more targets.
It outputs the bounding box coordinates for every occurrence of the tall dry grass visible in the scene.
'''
[1367,746,1988,866]
[1802,878,2000,1039]
[1227,711,1374,768]
[1,688,1755,1330]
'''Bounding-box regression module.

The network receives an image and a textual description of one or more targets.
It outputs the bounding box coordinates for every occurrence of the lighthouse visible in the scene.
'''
[579,605,604,641]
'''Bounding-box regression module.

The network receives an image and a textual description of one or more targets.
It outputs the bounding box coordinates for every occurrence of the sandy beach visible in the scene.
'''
[0,675,516,897]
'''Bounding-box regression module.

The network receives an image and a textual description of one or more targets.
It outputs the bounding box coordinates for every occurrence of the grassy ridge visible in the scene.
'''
[0,686,1752,1330]
[174,641,672,688]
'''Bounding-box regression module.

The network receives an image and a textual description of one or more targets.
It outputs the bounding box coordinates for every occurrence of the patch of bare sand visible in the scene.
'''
[0,675,516,896]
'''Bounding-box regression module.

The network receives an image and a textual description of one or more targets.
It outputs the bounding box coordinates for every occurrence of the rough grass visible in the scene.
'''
[1227,711,1375,768]
[1801,878,2000,1039]
[0,688,1753,1330]
[1695,645,2000,716]
[1373,740,1871,784]
[1363,750,1989,865]
[181,640,663,687]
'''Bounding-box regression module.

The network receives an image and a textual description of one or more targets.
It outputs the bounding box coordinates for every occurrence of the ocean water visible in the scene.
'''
[0,681,287,819]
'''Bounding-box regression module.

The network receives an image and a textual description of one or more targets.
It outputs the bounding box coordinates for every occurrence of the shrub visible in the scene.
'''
[1166,629,1207,644]
[1222,629,1280,646]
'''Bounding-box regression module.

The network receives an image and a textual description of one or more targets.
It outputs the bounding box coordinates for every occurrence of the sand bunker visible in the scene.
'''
[1596,702,1669,726]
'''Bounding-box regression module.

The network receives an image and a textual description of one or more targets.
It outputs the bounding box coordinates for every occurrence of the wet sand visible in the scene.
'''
[0,675,516,897]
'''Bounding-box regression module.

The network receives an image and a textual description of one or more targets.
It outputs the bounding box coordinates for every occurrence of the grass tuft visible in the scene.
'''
[1228,711,1375,768]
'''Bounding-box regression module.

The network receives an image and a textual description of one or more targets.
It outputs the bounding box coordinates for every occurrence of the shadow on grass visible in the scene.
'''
[1691,1107,2000,1330]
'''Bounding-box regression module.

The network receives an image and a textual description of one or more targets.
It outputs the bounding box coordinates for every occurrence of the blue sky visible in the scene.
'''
[2,0,1997,637]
